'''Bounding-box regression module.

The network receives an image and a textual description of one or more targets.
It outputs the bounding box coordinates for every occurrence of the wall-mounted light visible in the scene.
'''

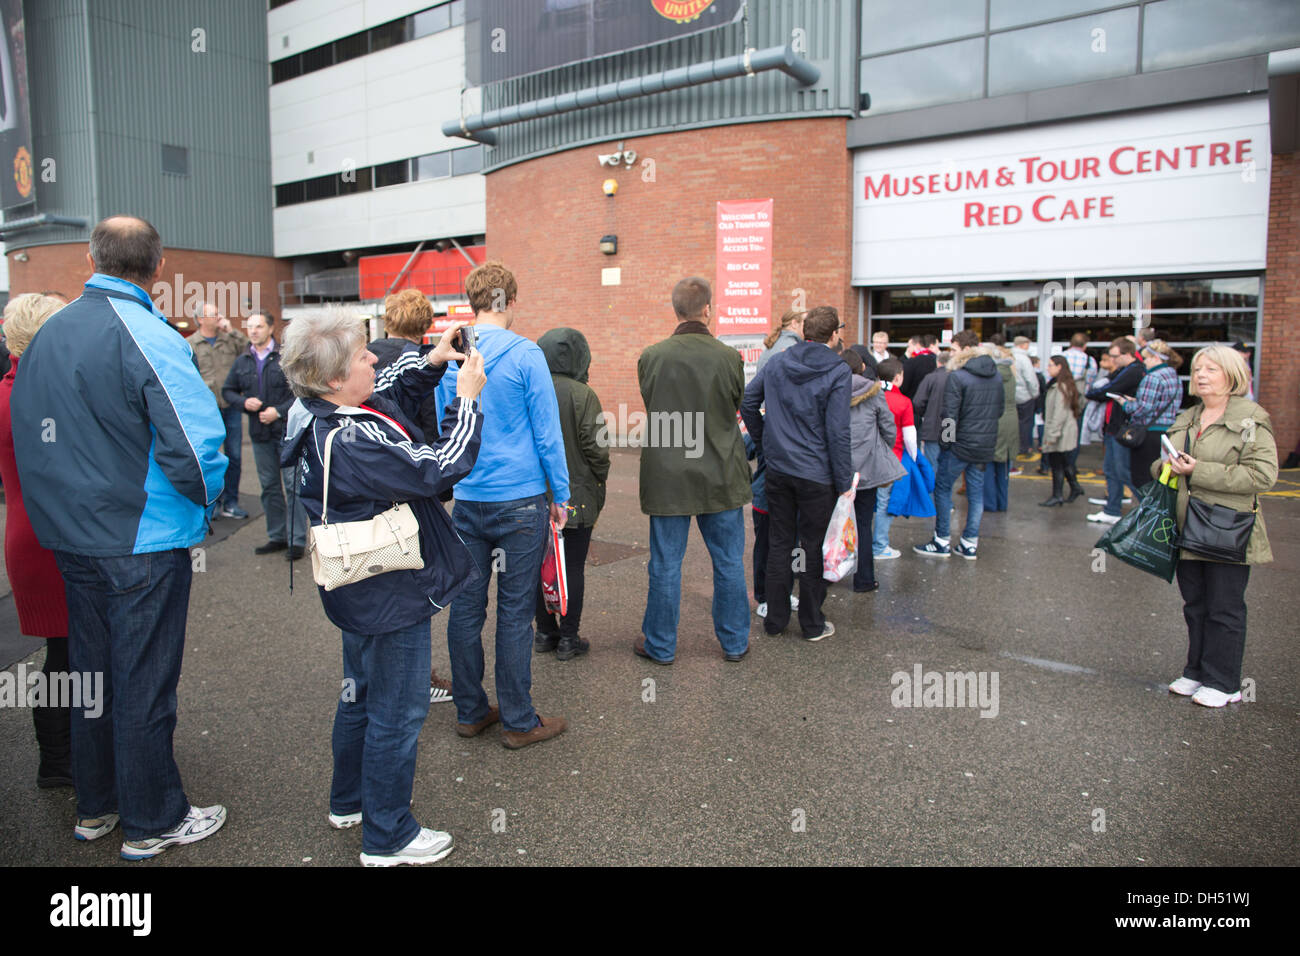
[602,178,618,197]
[14,251,29,262]
[599,235,618,255]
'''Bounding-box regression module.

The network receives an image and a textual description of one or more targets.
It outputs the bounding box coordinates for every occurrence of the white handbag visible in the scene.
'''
[309,424,423,591]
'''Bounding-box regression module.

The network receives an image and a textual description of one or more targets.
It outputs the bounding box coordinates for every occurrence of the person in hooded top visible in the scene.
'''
[533,328,610,662]
[843,349,904,594]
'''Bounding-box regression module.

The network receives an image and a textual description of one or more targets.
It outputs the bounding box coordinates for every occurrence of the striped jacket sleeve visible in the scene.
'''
[372,346,446,424]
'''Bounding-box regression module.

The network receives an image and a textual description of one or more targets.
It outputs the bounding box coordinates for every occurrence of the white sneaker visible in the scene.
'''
[360,827,454,867]
[120,804,226,860]
[329,811,363,829]
[755,602,767,618]
[1168,677,1202,696]
[874,547,901,560]
[1087,511,1121,524]
[804,621,835,642]
[75,813,120,841]
[1191,686,1243,708]
[790,594,799,610]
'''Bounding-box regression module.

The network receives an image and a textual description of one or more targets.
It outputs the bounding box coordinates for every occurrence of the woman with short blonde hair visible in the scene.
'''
[3,293,65,358]
[1189,345,1251,398]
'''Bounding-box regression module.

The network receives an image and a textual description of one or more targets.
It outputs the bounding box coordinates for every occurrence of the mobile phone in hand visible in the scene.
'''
[460,325,476,355]
[1160,433,1182,460]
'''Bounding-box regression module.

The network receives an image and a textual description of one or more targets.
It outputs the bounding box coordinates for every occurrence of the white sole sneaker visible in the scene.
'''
[756,595,797,618]
[120,804,226,860]
[329,811,363,829]
[75,813,120,842]
[360,827,454,867]
[1191,686,1243,708]
[804,622,835,642]
[429,686,453,704]
[873,547,901,560]
[1087,511,1121,524]
[1168,677,1202,696]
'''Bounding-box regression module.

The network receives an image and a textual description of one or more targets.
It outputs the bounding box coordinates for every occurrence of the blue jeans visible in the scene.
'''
[252,439,306,547]
[220,404,243,506]
[1102,434,1133,516]
[872,481,894,555]
[331,617,431,855]
[446,495,548,732]
[921,441,941,473]
[983,460,1009,512]
[642,508,749,660]
[52,549,193,841]
[933,450,986,542]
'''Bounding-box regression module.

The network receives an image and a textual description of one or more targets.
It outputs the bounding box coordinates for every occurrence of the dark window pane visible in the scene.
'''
[1148,277,1260,310]
[861,0,984,55]
[991,0,1122,30]
[860,38,984,115]
[869,288,956,316]
[989,8,1138,97]
[415,152,451,180]
[964,289,1041,314]
[370,19,408,53]
[412,5,451,39]
[374,160,410,188]
[451,145,483,176]
[271,55,302,84]
[1143,0,1300,72]
[301,42,334,74]
[335,31,368,64]
[868,317,952,341]
[303,175,337,202]
[338,166,373,195]
[161,144,189,175]
[275,181,305,206]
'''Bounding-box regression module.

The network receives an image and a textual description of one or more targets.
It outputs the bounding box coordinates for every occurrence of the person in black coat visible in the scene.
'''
[900,334,938,400]
[222,311,306,557]
[368,289,442,442]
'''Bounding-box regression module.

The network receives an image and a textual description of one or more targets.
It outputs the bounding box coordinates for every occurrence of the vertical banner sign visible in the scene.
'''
[0,0,33,211]
[715,198,773,336]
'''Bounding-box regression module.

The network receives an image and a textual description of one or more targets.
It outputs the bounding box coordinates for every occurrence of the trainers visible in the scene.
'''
[329,810,362,829]
[914,538,950,558]
[755,594,799,618]
[1087,511,1121,524]
[429,669,454,705]
[456,705,500,738]
[1168,677,1202,697]
[555,635,589,661]
[873,547,901,560]
[120,804,226,860]
[359,827,454,867]
[502,714,568,750]
[74,813,120,842]
[1191,686,1242,708]
[953,541,978,560]
[1009,468,1024,477]
[804,621,835,642]
[220,502,249,519]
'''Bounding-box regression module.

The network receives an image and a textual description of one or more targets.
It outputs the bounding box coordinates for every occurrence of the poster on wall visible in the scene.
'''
[715,198,772,337]
[0,0,33,212]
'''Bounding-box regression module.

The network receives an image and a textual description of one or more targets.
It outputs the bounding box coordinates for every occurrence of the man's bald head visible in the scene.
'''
[88,216,163,288]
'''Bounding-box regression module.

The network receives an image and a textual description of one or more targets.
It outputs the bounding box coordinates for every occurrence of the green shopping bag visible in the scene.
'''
[1095,464,1180,582]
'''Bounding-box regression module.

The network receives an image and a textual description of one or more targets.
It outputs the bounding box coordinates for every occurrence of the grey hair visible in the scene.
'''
[280,310,367,399]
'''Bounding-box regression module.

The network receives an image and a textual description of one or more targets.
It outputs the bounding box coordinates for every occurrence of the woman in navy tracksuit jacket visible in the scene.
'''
[280,314,484,866]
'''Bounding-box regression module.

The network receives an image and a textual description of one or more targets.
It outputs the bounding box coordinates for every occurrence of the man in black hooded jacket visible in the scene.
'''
[914,330,1003,560]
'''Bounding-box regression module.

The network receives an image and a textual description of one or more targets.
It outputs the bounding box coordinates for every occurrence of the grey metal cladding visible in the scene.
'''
[20,0,274,256]
[476,0,856,172]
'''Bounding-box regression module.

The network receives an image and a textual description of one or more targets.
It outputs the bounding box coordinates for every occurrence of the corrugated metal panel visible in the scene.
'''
[477,0,856,172]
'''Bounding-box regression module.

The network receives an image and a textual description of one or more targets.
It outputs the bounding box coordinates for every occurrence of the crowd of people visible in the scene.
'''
[0,214,1283,867]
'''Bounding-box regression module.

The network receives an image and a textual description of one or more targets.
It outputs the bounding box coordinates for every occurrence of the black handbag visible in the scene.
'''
[1116,421,1147,448]
[1174,432,1256,563]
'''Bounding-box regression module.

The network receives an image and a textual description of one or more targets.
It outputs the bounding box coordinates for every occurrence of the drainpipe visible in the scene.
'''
[0,213,89,241]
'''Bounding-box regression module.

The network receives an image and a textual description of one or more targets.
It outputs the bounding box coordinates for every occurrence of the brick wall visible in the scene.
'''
[1261,151,1299,461]
[7,244,294,336]
[486,117,853,422]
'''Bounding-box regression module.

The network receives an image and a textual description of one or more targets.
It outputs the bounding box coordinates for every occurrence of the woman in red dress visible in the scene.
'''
[0,292,71,787]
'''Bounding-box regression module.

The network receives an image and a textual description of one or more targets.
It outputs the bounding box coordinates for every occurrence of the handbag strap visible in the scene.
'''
[1184,421,1258,512]
[320,424,346,527]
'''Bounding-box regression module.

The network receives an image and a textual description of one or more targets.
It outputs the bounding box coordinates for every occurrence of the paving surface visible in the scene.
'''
[1,445,1298,867]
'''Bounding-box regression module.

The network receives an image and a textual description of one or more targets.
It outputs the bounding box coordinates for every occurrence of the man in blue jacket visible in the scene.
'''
[741,306,852,643]
[11,216,229,860]
[434,262,571,750]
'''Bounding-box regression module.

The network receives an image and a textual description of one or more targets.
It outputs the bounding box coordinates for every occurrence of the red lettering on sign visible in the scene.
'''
[1235,139,1252,164]
[1032,194,1056,222]
[1185,144,1204,167]
[1109,147,1134,175]
[1209,142,1230,166]
[965,202,985,227]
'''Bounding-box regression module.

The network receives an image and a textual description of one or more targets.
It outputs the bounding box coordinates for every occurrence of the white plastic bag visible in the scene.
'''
[822,472,860,583]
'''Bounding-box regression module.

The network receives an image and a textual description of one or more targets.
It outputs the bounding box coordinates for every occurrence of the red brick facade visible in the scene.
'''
[485,117,854,421]
[6,244,294,336]
[1262,150,1299,461]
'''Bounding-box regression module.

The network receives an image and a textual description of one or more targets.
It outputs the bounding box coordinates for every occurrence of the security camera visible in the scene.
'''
[622,150,637,167]
[597,153,620,167]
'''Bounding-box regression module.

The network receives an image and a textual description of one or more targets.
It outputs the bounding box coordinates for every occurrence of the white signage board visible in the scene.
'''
[852,97,1271,285]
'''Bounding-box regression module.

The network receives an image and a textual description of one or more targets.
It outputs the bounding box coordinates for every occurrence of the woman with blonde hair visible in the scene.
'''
[0,293,72,786]
[1158,345,1276,707]
[757,310,803,372]
[1123,339,1184,485]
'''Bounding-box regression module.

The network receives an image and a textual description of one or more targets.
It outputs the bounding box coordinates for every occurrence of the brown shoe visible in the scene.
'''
[501,715,568,750]
[456,706,500,738]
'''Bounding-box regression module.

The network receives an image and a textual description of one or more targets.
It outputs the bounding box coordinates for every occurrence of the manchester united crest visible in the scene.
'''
[651,0,717,24]
[13,146,33,199]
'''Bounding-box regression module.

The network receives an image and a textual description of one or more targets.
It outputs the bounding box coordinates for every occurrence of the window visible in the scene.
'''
[451,145,484,176]
[338,167,373,195]
[374,160,410,188]
[334,30,369,65]
[860,38,984,115]
[861,0,984,56]
[161,144,189,176]
[300,42,334,73]
[271,55,302,83]
[415,152,451,181]
[275,181,306,206]
[412,4,451,39]
[871,288,956,315]
[988,8,1139,97]
[370,18,407,54]
[1142,0,1300,72]
[270,6,459,85]
[990,0,1119,30]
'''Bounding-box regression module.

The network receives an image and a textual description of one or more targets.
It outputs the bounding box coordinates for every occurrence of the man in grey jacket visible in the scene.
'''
[1012,336,1040,455]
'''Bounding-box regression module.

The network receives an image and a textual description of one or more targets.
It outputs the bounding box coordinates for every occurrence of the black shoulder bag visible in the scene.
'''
[1174,429,1256,563]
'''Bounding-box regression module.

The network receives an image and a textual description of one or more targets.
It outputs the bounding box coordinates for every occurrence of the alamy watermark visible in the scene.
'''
[0,664,104,718]
[1042,275,1144,321]
[151,275,263,321]
[890,663,999,718]
[596,405,705,459]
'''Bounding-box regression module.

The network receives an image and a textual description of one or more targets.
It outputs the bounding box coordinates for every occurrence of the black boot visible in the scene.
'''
[1284,452,1300,469]
[1065,466,1085,503]
[555,635,589,661]
[33,704,73,789]
[1039,461,1065,506]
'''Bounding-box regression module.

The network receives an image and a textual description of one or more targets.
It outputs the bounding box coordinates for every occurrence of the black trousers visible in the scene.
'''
[853,486,878,590]
[1130,430,1164,491]
[751,509,770,603]
[534,525,594,639]
[33,638,71,767]
[1017,400,1036,454]
[1177,558,1250,694]
[764,468,835,639]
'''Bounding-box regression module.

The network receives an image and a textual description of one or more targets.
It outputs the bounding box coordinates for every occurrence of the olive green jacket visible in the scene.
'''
[1150,397,1276,564]
[538,328,610,529]
[188,329,249,409]
[637,322,752,516]
[993,359,1019,462]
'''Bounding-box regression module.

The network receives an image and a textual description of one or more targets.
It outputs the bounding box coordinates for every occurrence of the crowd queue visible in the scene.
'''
[0,215,1281,865]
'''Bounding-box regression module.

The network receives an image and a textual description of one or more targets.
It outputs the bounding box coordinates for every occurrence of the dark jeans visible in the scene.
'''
[764,468,835,639]
[983,459,1010,512]
[1066,417,1084,469]
[853,486,878,590]
[752,509,770,603]
[220,404,243,506]
[1177,559,1250,694]
[33,638,71,770]
[252,439,307,548]
[53,549,193,840]
[535,524,594,639]
[1102,433,1134,516]
[331,617,430,855]
[1017,400,1036,454]
[447,495,549,733]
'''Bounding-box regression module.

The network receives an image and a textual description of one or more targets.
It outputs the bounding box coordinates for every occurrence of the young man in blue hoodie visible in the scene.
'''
[434,263,571,749]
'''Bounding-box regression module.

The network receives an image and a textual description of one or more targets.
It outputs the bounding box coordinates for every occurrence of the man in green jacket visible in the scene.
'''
[187,302,249,518]
[635,277,752,664]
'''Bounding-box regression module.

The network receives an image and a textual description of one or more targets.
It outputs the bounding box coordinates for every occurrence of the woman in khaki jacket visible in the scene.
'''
[1039,355,1085,506]
[1156,346,1277,707]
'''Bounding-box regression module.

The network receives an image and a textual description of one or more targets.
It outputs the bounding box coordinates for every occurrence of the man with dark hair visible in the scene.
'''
[636,277,753,663]
[11,215,229,859]
[742,305,851,643]
[223,311,306,558]
[1084,336,1144,523]
[189,302,249,519]
[900,334,937,399]
[914,329,1003,560]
